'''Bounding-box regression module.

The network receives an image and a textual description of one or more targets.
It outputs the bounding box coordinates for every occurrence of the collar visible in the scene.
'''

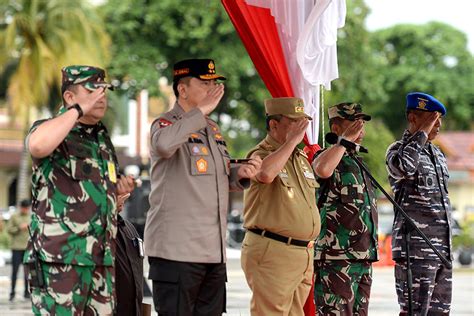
[264,134,282,151]
[172,102,186,116]
[403,129,430,147]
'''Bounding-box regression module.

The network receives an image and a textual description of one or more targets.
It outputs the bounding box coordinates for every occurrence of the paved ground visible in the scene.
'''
[0,249,473,315]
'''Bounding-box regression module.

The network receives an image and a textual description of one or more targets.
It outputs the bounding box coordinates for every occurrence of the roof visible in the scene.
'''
[434,132,474,174]
[0,139,23,168]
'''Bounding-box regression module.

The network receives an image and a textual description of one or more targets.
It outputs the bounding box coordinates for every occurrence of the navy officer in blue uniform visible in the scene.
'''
[386,92,453,315]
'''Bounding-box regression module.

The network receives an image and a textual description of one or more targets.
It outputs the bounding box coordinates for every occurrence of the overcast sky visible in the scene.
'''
[364,0,474,53]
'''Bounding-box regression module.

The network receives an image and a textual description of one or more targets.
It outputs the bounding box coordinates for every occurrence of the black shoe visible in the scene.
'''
[9,294,14,302]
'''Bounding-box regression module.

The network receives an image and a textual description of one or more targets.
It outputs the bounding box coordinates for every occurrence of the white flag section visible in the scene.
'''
[245,0,346,144]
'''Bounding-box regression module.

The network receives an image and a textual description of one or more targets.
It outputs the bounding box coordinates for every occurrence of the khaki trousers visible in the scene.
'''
[241,232,314,316]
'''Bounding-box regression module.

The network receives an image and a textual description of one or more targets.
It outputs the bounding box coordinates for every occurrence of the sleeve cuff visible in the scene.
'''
[413,130,428,146]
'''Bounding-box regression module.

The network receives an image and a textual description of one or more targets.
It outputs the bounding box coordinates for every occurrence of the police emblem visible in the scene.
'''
[208,61,216,74]
[196,158,208,173]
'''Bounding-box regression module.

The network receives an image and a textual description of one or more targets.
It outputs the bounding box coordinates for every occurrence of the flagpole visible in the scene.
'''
[320,84,325,148]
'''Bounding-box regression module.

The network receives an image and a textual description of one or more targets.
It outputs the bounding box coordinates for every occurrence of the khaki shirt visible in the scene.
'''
[244,135,320,241]
[7,211,30,250]
[145,103,246,263]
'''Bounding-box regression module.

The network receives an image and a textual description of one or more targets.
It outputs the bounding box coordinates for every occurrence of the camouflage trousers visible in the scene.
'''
[314,260,372,316]
[26,262,115,316]
[394,259,452,316]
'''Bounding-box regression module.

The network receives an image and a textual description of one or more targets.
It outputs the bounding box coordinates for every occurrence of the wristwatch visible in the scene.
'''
[68,103,83,118]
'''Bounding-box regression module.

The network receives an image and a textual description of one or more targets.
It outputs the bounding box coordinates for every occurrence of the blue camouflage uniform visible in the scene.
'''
[386,92,452,316]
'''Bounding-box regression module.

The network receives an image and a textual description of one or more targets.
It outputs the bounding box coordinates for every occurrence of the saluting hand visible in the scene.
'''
[342,119,364,142]
[237,156,262,179]
[74,87,107,116]
[286,118,309,146]
[417,112,440,135]
[197,84,225,115]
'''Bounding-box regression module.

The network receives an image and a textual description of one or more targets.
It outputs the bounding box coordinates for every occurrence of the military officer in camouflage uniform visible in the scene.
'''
[386,92,453,316]
[25,65,135,315]
[145,59,261,315]
[242,97,320,315]
[312,102,378,316]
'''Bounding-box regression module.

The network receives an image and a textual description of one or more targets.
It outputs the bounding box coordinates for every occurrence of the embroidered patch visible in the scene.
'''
[196,158,208,173]
[158,118,172,128]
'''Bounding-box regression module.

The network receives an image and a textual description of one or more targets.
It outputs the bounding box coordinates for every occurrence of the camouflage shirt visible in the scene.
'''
[24,106,119,266]
[314,149,378,261]
[386,130,452,261]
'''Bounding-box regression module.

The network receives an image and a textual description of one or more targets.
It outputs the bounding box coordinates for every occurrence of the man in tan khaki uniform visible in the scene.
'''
[242,97,320,315]
[145,58,261,315]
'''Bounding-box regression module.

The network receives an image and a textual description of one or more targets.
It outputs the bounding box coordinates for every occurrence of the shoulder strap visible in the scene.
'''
[122,218,140,240]
[316,178,330,209]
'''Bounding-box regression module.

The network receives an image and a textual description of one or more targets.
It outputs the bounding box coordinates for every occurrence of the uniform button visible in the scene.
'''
[82,164,92,174]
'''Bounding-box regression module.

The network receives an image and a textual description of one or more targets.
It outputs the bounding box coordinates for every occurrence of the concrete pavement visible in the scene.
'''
[0,250,473,315]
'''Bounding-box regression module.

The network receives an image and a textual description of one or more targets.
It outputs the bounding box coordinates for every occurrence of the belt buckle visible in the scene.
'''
[307,240,315,249]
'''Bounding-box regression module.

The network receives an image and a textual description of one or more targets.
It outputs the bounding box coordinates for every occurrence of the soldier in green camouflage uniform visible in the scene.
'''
[24,65,135,315]
[312,103,378,316]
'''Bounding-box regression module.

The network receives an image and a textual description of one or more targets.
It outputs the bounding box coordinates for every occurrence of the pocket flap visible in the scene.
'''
[279,173,293,187]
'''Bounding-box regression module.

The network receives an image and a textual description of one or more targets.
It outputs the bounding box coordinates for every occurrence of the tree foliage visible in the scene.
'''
[371,22,474,134]
[0,0,111,119]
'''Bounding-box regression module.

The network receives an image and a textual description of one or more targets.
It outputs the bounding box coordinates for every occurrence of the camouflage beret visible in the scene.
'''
[61,65,113,92]
[265,97,312,120]
[328,102,371,121]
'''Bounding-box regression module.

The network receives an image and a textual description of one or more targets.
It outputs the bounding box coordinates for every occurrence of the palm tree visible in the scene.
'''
[0,0,111,203]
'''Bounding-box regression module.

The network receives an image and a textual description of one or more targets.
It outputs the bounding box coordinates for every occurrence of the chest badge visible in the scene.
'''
[196,158,208,173]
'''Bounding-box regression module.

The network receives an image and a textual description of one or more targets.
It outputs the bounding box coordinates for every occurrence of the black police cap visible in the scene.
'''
[173,59,226,82]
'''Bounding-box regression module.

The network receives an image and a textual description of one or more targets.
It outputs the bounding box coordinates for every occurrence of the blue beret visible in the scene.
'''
[406,92,446,116]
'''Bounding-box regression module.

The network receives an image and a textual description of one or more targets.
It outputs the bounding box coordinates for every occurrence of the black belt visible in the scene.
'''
[248,228,314,248]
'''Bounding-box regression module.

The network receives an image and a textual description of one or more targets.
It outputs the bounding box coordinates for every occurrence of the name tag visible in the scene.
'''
[304,171,315,180]
[107,161,117,183]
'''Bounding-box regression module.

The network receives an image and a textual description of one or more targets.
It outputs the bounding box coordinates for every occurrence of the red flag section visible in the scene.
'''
[221,0,294,97]
[221,0,321,160]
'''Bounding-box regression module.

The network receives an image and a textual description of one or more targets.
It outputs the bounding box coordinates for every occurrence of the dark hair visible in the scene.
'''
[62,85,80,105]
[265,114,283,131]
[20,199,31,208]
[329,117,344,131]
[173,77,192,98]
